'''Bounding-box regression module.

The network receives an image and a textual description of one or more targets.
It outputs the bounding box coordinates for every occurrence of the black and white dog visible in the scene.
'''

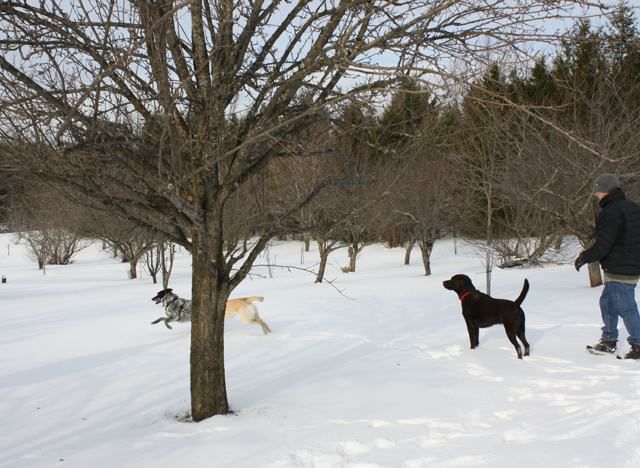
[151,288,271,333]
[151,288,192,329]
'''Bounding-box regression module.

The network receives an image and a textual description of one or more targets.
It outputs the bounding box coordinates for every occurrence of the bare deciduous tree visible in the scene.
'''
[144,240,176,286]
[7,183,88,269]
[0,0,602,421]
[105,229,155,280]
[145,242,162,284]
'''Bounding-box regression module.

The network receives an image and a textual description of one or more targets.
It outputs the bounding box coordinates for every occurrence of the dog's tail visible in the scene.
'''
[240,296,264,303]
[514,279,529,307]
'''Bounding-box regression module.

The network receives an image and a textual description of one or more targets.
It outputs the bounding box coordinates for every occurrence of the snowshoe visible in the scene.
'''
[621,344,640,360]
[586,339,617,355]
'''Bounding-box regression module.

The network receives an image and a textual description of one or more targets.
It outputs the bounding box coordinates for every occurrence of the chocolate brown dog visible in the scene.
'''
[443,274,530,359]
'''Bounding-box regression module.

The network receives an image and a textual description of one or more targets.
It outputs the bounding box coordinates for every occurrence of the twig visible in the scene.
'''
[250,263,354,300]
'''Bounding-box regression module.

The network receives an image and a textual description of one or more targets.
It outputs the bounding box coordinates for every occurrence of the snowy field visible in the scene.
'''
[1,233,639,468]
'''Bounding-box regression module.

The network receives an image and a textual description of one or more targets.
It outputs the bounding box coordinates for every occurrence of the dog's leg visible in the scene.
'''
[237,305,271,334]
[245,315,271,334]
[164,317,174,330]
[254,317,271,334]
[464,318,478,349]
[504,325,523,359]
[151,317,173,330]
[517,316,530,356]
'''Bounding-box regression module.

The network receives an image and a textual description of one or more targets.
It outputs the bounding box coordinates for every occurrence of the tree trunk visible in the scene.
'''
[404,239,415,265]
[304,235,311,252]
[485,182,493,295]
[316,241,329,283]
[588,262,603,288]
[420,247,431,276]
[485,251,492,296]
[553,235,563,251]
[453,229,457,255]
[128,260,138,279]
[145,245,161,284]
[348,246,356,272]
[347,242,361,272]
[161,241,175,289]
[190,234,230,421]
[419,240,434,276]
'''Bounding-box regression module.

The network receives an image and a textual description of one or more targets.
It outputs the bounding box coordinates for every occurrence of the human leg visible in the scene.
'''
[599,282,619,342]
[608,281,640,345]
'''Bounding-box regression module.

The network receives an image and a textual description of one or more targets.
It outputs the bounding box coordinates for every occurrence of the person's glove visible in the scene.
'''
[574,254,586,271]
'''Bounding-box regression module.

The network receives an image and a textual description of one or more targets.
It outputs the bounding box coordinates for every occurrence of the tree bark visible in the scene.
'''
[190,232,230,421]
[553,235,563,251]
[347,242,362,272]
[404,239,415,265]
[419,240,434,276]
[588,262,603,288]
[145,245,160,284]
[420,247,432,276]
[161,241,175,290]
[316,241,329,283]
[128,260,138,279]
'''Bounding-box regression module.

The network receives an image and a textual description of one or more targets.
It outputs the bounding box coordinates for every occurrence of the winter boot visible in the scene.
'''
[586,339,617,354]
[623,344,640,360]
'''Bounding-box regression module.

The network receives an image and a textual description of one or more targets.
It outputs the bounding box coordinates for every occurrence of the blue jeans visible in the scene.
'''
[599,281,640,345]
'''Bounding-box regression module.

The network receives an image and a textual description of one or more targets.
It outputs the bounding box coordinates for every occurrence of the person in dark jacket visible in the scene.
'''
[575,174,640,359]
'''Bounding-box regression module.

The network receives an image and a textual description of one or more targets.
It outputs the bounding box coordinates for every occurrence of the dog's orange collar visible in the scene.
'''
[459,291,473,302]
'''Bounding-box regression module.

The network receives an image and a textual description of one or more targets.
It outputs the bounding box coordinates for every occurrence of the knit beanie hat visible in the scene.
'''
[592,173,620,193]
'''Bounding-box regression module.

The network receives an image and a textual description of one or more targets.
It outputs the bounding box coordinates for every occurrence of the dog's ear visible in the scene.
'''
[457,275,474,289]
[152,288,171,302]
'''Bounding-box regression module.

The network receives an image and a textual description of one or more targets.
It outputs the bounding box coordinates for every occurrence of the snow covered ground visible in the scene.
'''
[1,233,639,468]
